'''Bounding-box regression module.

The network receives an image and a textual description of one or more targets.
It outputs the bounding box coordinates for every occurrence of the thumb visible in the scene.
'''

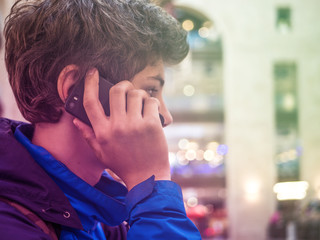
[73,118,100,152]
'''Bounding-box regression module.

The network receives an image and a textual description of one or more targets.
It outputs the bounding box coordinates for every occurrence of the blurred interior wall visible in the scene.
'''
[174,0,277,239]
[175,0,320,239]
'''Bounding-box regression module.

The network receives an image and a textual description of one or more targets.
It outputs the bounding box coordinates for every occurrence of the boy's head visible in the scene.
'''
[5,0,188,123]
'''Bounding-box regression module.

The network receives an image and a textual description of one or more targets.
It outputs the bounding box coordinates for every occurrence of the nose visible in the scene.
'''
[159,101,173,127]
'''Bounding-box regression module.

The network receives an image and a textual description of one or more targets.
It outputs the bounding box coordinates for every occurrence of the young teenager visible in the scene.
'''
[0,0,201,239]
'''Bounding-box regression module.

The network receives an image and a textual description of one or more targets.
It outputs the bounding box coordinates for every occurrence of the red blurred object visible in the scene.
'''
[204,227,215,237]
[187,205,207,218]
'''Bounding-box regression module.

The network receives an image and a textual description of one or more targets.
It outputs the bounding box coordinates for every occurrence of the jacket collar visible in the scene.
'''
[0,118,128,231]
[0,118,81,228]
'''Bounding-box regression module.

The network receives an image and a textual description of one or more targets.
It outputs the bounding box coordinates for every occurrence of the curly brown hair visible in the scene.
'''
[4,0,189,123]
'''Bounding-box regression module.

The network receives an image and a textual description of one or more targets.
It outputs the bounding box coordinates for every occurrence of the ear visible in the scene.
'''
[57,65,80,103]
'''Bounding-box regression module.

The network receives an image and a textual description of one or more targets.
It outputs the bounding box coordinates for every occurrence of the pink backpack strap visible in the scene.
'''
[0,197,58,240]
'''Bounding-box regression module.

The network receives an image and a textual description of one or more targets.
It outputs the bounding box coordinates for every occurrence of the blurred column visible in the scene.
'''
[294,0,320,206]
[175,0,276,239]
[222,4,277,237]
[225,49,276,239]
[299,57,320,201]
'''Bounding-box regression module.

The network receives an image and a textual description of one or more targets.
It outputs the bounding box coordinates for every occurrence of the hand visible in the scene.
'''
[73,69,171,190]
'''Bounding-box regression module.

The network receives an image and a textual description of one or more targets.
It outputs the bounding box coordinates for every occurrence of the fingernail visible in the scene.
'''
[87,68,96,76]
[73,119,79,128]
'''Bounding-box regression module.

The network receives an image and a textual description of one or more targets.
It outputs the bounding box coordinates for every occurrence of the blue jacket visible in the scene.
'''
[0,118,201,239]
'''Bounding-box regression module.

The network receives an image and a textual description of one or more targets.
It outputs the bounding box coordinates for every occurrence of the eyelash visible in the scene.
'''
[145,87,159,97]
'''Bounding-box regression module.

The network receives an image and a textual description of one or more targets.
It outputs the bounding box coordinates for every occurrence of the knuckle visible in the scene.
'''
[118,80,131,86]
[111,80,133,91]
[82,131,92,141]
[130,124,142,135]
[110,84,126,96]
[112,124,127,138]
[110,80,133,95]
[127,89,146,99]
[112,120,144,139]
[146,97,160,106]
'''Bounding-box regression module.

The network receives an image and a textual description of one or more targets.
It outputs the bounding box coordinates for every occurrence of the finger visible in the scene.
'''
[73,118,101,152]
[109,80,134,119]
[143,97,162,124]
[126,89,149,120]
[83,68,107,130]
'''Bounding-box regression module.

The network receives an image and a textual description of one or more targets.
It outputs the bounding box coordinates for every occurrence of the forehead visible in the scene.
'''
[131,61,164,82]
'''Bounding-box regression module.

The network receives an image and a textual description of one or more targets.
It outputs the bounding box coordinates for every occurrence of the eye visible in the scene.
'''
[145,87,159,97]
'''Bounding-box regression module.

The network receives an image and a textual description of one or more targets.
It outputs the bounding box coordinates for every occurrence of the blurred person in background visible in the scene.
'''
[0,0,201,239]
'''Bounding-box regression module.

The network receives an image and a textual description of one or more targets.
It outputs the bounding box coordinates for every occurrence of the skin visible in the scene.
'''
[32,60,172,190]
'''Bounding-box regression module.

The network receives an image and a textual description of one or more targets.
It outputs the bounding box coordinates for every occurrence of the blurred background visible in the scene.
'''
[1,0,320,239]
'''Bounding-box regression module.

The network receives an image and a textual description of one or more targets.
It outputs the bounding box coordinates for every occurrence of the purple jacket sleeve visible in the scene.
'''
[125,176,201,240]
[0,201,52,240]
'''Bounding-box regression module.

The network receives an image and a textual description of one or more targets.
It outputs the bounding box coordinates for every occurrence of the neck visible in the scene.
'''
[32,112,104,186]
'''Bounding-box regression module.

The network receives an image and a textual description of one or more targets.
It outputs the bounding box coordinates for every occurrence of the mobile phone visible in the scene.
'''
[65,76,113,126]
[65,76,165,127]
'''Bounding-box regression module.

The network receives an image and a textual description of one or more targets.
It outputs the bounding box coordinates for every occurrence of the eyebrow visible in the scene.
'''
[149,74,165,86]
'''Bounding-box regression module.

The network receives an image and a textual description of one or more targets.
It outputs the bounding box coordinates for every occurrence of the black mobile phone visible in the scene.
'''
[65,76,114,126]
[65,76,165,127]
